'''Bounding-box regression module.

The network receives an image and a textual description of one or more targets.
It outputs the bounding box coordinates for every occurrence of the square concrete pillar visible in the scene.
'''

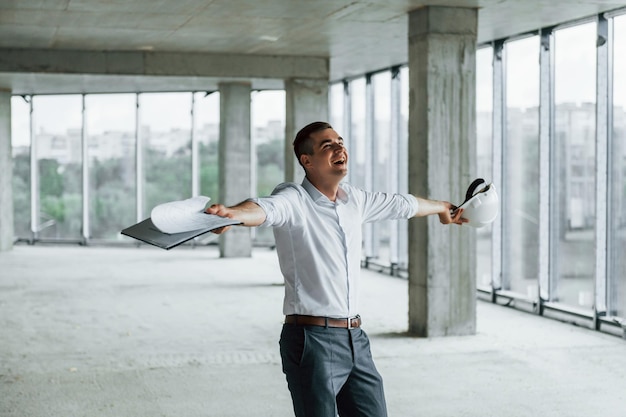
[284,78,329,183]
[407,7,477,336]
[0,90,13,252]
[218,82,252,257]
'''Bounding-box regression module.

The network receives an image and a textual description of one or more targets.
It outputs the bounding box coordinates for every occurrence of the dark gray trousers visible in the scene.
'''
[279,324,388,417]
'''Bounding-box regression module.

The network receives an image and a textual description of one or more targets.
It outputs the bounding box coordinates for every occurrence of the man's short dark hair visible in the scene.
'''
[293,121,333,165]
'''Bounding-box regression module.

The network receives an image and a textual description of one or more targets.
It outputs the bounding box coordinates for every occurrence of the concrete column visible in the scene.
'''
[0,90,14,251]
[218,82,252,258]
[284,78,329,183]
[407,7,477,337]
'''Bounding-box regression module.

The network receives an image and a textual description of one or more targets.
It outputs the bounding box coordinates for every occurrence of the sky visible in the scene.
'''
[10,90,286,146]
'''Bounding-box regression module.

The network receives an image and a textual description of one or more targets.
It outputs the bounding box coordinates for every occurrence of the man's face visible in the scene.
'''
[302,128,348,179]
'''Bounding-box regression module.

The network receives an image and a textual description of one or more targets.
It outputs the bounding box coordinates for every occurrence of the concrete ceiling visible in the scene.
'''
[1,0,626,94]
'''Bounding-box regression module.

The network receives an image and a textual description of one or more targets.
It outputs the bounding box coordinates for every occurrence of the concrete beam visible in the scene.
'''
[0,48,329,80]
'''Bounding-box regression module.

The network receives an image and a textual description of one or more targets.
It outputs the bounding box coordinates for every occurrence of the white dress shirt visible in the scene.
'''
[250,177,419,318]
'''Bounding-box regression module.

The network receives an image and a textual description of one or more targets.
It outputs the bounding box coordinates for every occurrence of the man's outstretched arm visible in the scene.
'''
[205,201,266,233]
[412,197,467,225]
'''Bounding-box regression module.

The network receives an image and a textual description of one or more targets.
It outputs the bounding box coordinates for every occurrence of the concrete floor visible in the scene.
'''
[1,245,625,417]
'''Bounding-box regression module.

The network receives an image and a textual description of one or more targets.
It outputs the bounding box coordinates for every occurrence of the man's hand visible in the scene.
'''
[205,204,235,234]
[204,200,266,233]
[439,202,468,225]
[205,203,234,218]
[414,197,468,225]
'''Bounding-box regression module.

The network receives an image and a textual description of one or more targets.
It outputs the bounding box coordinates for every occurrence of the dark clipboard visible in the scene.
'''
[121,217,242,250]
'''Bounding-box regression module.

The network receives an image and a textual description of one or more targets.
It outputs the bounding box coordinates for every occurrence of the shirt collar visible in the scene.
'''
[302,177,349,205]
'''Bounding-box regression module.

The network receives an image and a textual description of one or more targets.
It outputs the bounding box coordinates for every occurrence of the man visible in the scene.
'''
[206,121,466,417]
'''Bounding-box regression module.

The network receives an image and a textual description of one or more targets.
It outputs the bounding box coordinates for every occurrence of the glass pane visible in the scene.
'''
[85,94,137,240]
[398,66,409,270]
[553,23,596,309]
[476,46,494,289]
[503,36,540,296]
[610,14,626,319]
[253,90,285,197]
[32,95,83,240]
[329,82,344,134]
[140,93,192,218]
[348,78,370,260]
[11,96,31,239]
[372,71,392,266]
[194,92,220,202]
[252,90,285,245]
[349,78,366,189]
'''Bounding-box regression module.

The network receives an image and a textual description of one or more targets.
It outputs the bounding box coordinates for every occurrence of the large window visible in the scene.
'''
[397,67,409,270]
[503,36,540,296]
[553,22,597,309]
[11,96,31,239]
[329,82,345,136]
[11,90,283,246]
[85,94,136,240]
[610,14,626,319]
[372,71,392,265]
[252,90,285,197]
[139,93,192,219]
[32,95,83,240]
[476,47,494,290]
[252,90,285,245]
[194,91,220,203]
[349,78,367,191]
[348,78,372,259]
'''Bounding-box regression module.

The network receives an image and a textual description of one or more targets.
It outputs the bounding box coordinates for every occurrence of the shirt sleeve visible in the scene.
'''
[247,183,303,228]
[358,189,419,223]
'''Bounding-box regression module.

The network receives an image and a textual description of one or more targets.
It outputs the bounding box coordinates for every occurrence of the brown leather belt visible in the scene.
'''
[284,314,361,329]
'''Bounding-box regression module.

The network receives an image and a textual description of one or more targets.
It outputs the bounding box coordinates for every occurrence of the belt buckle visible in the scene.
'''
[347,315,358,329]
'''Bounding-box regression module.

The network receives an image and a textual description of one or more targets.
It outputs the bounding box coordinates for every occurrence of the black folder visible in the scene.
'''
[121,217,242,250]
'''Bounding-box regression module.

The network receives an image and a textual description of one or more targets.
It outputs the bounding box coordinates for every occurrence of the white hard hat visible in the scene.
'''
[456,178,499,228]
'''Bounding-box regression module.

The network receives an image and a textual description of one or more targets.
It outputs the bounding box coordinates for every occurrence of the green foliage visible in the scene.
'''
[256,138,285,196]
[257,163,282,197]
[13,153,30,181]
[90,156,136,239]
[11,136,286,241]
[257,139,284,171]
[39,159,64,197]
[12,153,31,236]
[41,195,66,222]
[200,141,219,199]
[144,147,192,215]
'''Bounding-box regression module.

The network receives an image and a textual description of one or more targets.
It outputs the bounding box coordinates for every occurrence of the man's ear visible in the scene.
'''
[300,154,312,168]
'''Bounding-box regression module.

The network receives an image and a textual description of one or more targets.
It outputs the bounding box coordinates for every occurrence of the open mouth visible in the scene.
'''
[333,158,346,165]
